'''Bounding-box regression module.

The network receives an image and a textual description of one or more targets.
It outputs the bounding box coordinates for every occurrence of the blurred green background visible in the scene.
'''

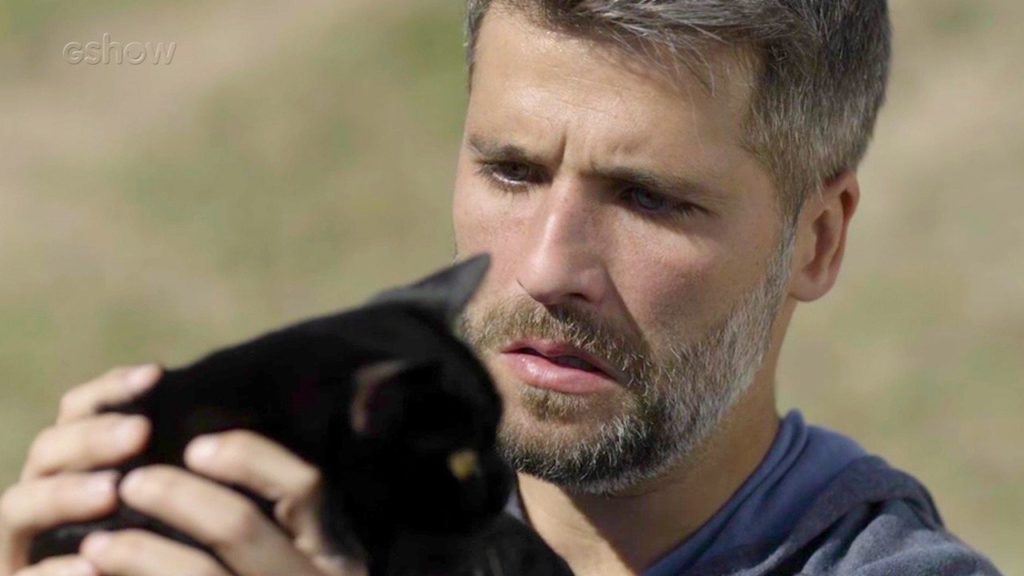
[0,0,1020,572]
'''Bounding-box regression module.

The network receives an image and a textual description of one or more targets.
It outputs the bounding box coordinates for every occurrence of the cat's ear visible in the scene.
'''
[368,254,490,326]
[350,359,441,437]
[350,359,407,435]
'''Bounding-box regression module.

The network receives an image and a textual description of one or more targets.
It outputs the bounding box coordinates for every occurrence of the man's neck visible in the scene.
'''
[515,380,781,576]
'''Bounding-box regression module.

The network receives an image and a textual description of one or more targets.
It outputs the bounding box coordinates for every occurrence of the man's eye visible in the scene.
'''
[622,187,703,218]
[475,161,539,192]
[494,162,533,183]
[628,188,668,212]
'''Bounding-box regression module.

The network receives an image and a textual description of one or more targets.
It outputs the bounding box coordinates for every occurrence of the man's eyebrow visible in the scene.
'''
[467,135,541,164]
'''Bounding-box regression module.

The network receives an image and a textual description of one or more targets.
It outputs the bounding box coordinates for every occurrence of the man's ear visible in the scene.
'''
[788,170,860,302]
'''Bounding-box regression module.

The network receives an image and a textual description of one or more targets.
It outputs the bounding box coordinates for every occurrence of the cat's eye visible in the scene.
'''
[447,448,480,481]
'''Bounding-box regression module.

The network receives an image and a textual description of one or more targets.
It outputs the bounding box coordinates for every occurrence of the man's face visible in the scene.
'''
[453,6,792,494]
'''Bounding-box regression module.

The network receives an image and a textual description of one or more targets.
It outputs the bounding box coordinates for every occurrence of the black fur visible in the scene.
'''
[29,255,573,576]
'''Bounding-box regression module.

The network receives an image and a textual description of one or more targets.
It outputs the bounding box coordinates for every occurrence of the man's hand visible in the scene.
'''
[0,365,367,576]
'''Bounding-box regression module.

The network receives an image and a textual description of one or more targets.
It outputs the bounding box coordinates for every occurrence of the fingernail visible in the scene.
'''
[186,435,220,465]
[81,531,111,557]
[64,558,98,576]
[85,471,118,499]
[127,363,160,392]
[115,416,147,449]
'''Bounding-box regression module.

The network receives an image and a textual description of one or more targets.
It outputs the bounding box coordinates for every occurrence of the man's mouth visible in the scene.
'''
[498,340,621,394]
[507,347,601,373]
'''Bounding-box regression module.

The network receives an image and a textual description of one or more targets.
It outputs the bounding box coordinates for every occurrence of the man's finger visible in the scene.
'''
[79,530,230,576]
[13,555,97,576]
[117,465,323,576]
[56,364,161,425]
[20,415,150,481]
[0,473,118,574]
[183,430,322,537]
[1,472,119,536]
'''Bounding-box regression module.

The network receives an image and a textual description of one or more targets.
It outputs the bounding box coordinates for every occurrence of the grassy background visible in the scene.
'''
[1,0,1020,572]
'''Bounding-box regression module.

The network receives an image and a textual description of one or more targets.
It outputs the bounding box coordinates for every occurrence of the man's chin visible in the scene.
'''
[497,387,638,450]
[533,388,621,422]
[496,400,665,496]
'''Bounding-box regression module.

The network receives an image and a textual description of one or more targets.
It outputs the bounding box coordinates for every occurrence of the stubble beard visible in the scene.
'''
[456,232,795,496]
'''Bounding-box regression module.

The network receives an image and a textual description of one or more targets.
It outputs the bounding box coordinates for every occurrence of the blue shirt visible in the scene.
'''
[505,410,868,575]
[644,410,866,574]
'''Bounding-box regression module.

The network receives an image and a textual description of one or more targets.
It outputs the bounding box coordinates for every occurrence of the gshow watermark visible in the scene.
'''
[63,33,177,65]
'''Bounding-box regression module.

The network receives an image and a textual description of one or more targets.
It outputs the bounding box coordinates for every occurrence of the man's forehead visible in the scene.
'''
[473,2,759,107]
[469,6,757,149]
[469,12,759,180]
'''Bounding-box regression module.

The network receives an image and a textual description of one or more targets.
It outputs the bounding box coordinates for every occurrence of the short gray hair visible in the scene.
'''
[464,0,892,223]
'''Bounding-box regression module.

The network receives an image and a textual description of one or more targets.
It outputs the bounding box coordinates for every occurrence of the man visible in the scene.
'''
[0,1,1003,575]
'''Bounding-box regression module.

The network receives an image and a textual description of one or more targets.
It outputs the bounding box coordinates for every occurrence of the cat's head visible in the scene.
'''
[345,357,511,533]
[322,254,512,539]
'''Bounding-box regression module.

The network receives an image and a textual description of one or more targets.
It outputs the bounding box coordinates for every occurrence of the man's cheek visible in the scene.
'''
[455,191,504,239]
[458,234,525,305]
[454,197,507,260]
[631,254,722,335]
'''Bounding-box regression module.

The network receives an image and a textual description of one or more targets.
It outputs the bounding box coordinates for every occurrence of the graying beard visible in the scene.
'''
[495,229,795,495]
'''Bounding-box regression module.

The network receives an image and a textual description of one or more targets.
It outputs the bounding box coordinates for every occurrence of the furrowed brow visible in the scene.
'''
[467,135,541,164]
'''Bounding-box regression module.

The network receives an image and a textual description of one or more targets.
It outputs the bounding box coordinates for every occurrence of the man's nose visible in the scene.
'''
[515,183,610,308]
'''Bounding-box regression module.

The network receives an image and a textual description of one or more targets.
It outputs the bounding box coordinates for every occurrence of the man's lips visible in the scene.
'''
[498,339,623,395]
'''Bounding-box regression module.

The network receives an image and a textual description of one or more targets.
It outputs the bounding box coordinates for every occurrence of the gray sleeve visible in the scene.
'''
[806,500,1003,576]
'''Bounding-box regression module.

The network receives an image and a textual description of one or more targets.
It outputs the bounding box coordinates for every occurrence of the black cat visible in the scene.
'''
[29,254,573,576]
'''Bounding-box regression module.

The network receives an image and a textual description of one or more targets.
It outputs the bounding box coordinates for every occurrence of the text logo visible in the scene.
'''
[63,33,177,65]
